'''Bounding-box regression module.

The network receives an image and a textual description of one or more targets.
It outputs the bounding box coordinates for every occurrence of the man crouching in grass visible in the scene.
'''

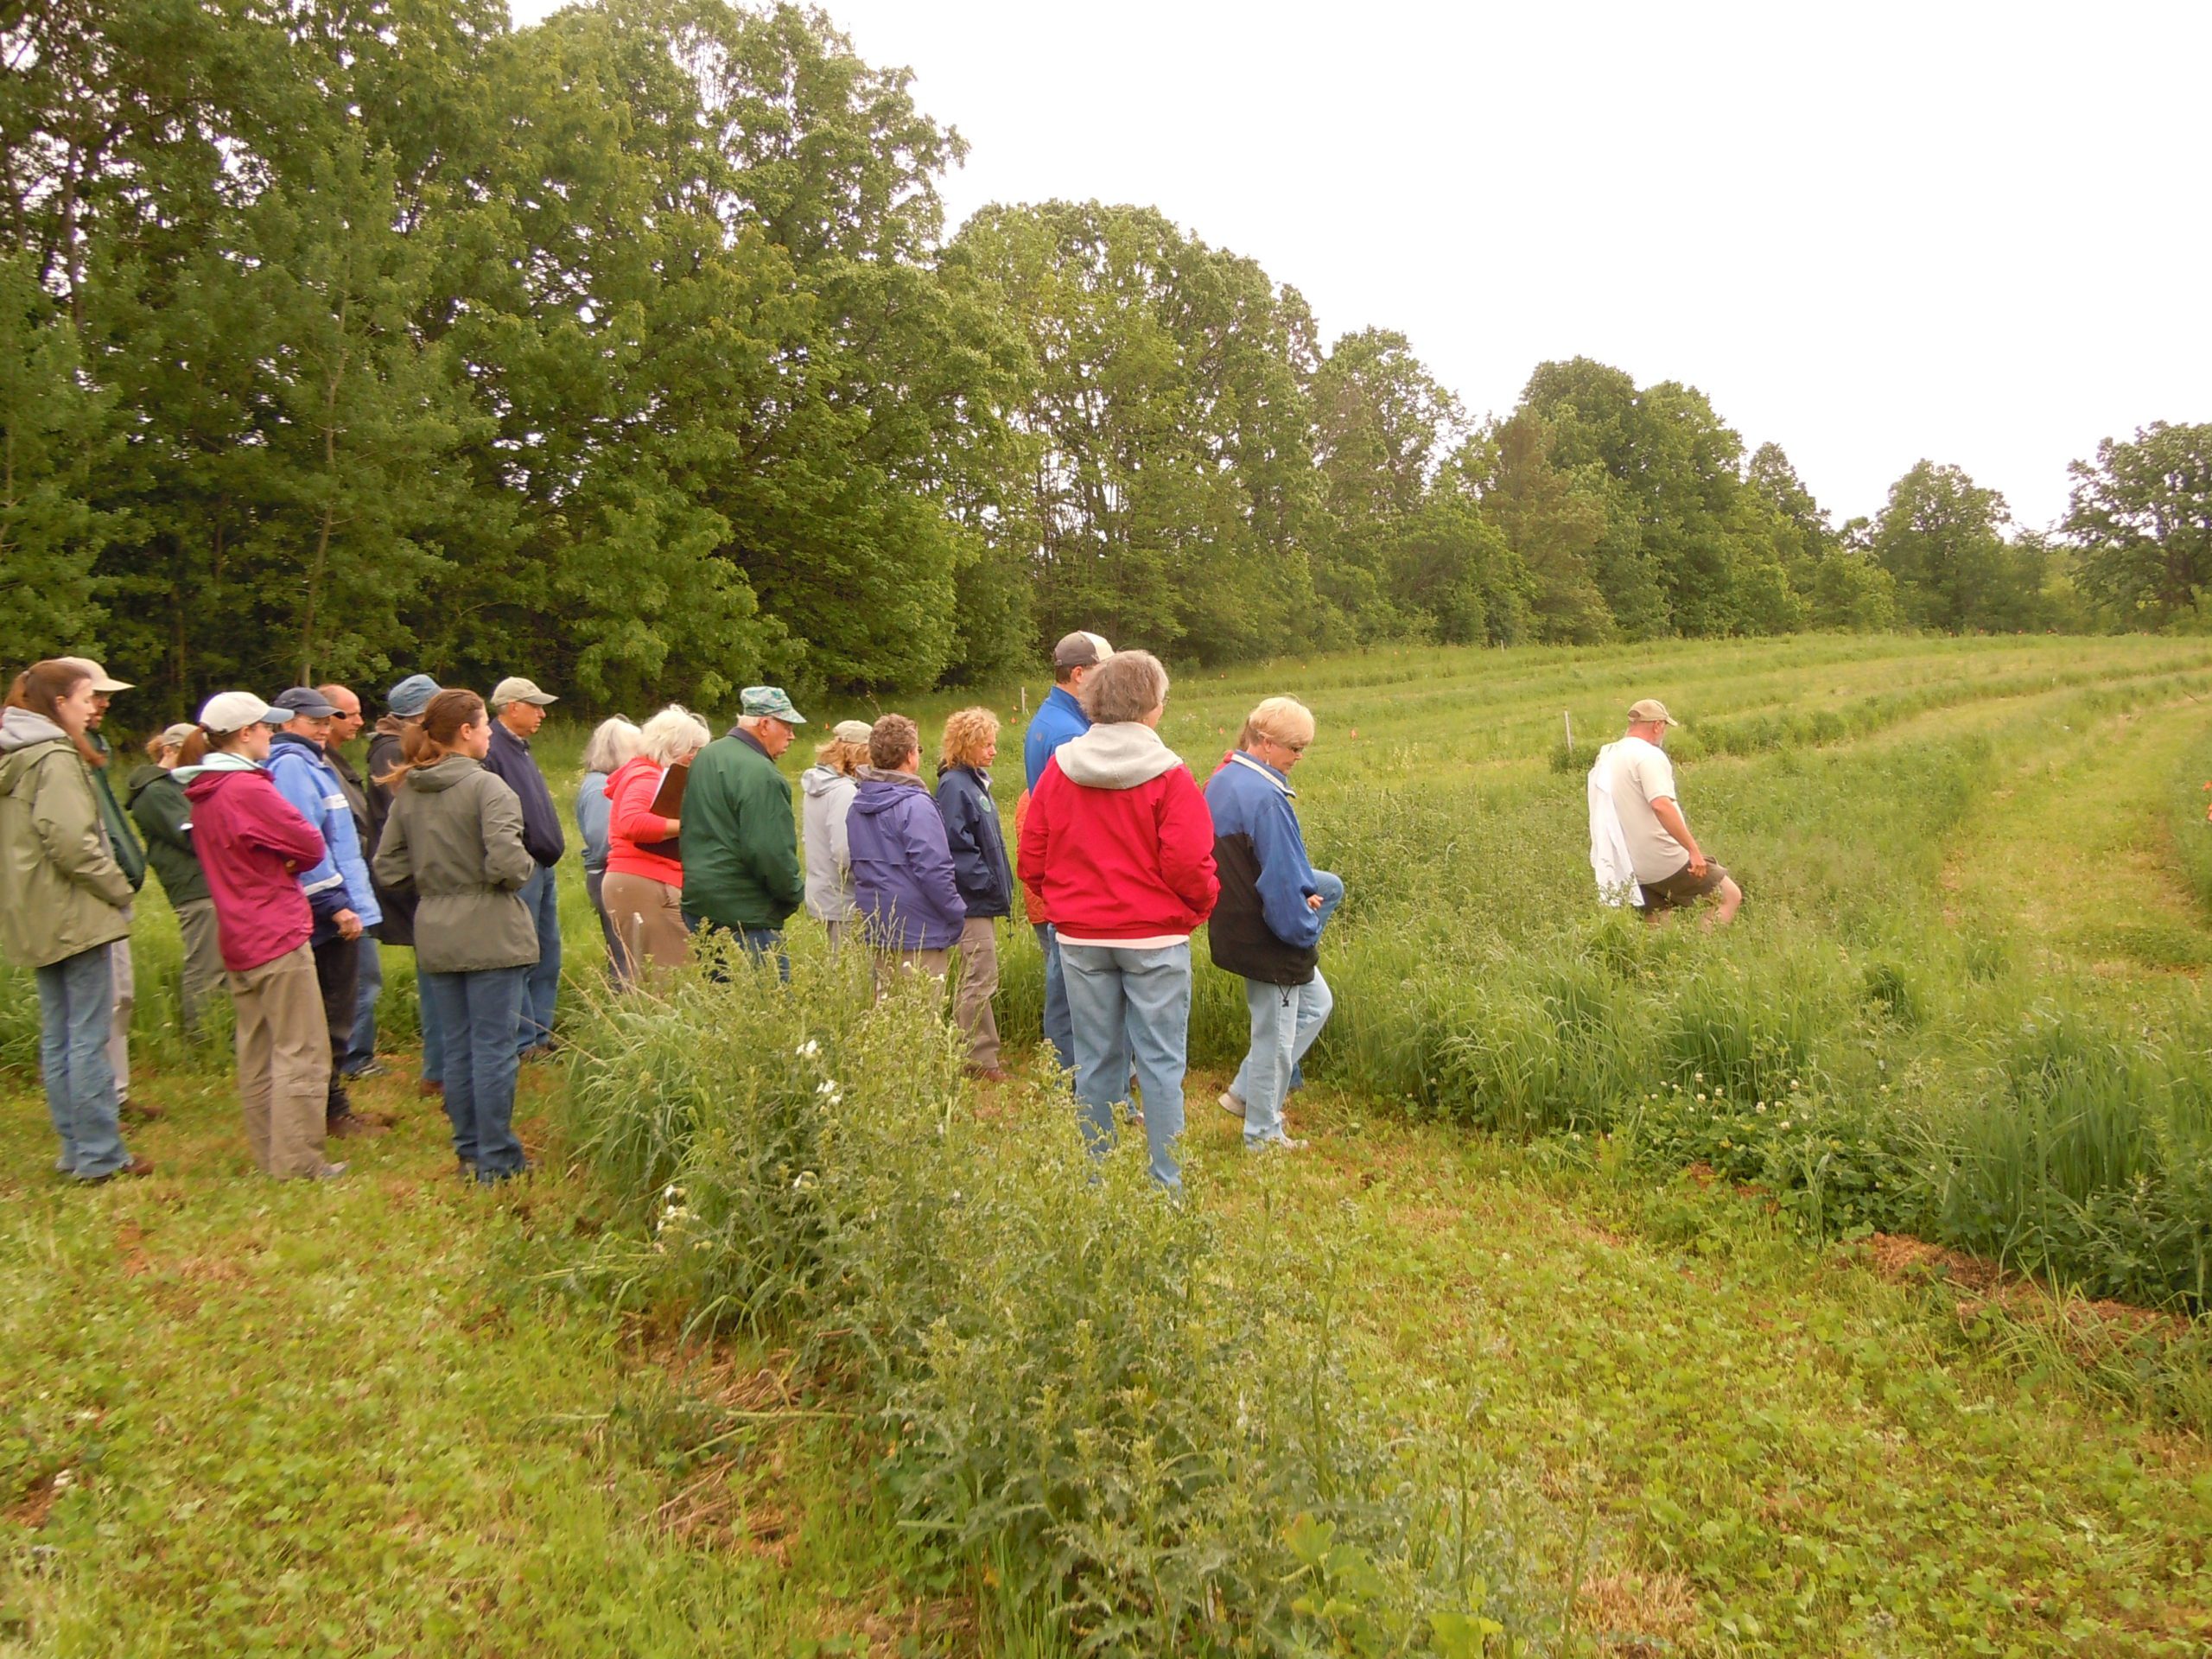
[1603,698,1742,926]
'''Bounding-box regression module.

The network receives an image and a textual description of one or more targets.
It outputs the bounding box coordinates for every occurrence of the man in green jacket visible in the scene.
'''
[681,686,806,976]
[59,658,149,1121]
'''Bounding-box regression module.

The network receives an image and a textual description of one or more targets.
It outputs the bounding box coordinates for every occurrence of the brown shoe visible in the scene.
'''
[327,1114,387,1140]
[417,1078,445,1097]
[86,1155,155,1183]
[118,1097,164,1123]
[966,1065,1011,1084]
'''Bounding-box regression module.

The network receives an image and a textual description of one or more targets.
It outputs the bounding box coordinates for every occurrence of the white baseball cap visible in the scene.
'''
[196,691,286,733]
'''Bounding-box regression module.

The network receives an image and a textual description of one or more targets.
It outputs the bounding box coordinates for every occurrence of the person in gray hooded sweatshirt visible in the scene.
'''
[798,719,872,951]
[372,690,538,1183]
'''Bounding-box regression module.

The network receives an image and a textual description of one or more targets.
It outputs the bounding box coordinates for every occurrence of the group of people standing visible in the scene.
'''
[3,659,569,1185]
[6,629,1359,1197]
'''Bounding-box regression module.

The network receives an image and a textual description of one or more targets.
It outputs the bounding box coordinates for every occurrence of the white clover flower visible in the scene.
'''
[1696,1092,1707,1103]
[1756,1103,1767,1114]
[796,1039,821,1058]
[1778,1121,1793,1131]
[1694,1071,1705,1082]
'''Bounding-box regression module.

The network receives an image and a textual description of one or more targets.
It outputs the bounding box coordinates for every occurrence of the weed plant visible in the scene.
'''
[558,944,1537,1655]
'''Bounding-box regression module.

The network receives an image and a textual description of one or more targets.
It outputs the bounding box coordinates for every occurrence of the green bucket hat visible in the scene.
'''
[741,685,806,724]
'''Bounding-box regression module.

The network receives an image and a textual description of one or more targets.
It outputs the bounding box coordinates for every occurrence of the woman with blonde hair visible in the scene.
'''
[575,715,644,981]
[603,704,712,976]
[372,690,538,1183]
[799,719,873,950]
[934,707,1014,1079]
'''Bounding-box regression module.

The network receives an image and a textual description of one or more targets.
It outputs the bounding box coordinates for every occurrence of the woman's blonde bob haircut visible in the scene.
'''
[939,706,1000,771]
[639,705,712,766]
[813,735,868,776]
[1077,650,1169,726]
[1239,696,1315,753]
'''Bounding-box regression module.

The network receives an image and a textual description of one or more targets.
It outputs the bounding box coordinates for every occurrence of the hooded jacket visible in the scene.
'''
[1017,722,1218,944]
[266,731,382,939]
[846,767,968,951]
[604,753,683,885]
[372,755,538,973]
[1204,751,1324,985]
[85,729,147,892]
[365,719,417,945]
[681,728,803,931]
[182,756,326,973]
[933,764,1012,918]
[0,708,135,969]
[798,764,859,923]
[126,762,211,906]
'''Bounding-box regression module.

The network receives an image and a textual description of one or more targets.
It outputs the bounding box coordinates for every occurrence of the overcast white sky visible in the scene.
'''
[511,0,2208,530]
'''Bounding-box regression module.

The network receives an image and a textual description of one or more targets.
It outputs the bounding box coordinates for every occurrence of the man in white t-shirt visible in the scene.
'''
[1603,698,1742,925]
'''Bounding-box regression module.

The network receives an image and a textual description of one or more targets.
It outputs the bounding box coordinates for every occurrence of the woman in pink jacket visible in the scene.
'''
[602,705,711,976]
[182,692,346,1181]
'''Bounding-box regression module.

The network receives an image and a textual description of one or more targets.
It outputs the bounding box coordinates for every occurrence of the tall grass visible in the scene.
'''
[556,946,1537,1655]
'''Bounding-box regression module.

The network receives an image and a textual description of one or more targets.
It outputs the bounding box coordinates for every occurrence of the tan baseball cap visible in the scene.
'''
[1052,631,1112,669]
[831,719,874,745]
[1627,698,1681,727]
[491,676,557,709]
[57,657,132,693]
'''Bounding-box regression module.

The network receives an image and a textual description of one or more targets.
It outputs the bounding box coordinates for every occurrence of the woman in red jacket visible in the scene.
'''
[1017,650,1217,1191]
[181,692,346,1181]
[602,704,711,977]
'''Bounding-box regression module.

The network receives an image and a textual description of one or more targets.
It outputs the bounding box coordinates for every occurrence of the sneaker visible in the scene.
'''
[475,1160,536,1186]
[342,1060,390,1080]
[1217,1090,1246,1118]
[83,1155,156,1183]
[327,1114,387,1140]
[314,1161,350,1180]
[1245,1135,1308,1154]
[118,1097,164,1122]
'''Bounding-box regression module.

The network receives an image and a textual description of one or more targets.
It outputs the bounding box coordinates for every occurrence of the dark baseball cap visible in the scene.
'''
[270,687,340,719]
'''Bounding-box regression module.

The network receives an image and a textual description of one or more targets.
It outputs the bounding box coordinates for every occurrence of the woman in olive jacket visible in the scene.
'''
[0,661,144,1181]
[372,690,538,1183]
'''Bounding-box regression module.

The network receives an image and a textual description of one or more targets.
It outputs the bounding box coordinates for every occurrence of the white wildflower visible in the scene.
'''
[795,1039,820,1058]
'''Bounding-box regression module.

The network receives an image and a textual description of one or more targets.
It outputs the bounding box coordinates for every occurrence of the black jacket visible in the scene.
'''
[932,764,1012,919]
[365,722,416,945]
[484,720,565,868]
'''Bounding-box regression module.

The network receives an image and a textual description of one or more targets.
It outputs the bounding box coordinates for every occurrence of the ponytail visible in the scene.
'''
[375,689,486,787]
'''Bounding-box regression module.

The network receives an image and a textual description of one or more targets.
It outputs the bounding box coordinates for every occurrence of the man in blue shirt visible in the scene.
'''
[1018,631,1110,1073]
[484,676,566,1056]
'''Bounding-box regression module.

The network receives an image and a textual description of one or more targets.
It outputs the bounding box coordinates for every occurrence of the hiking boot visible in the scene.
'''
[966,1065,1011,1084]
[417,1077,445,1097]
[118,1096,164,1122]
[327,1114,386,1140]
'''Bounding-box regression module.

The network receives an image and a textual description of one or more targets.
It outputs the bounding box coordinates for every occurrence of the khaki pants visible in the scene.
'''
[953,917,1001,1071]
[872,946,950,1002]
[175,898,227,1035]
[602,871,690,977]
[231,944,331,1178]
[107,906,134,1102]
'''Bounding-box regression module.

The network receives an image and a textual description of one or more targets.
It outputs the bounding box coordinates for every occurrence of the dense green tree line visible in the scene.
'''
[4,1,2208,709]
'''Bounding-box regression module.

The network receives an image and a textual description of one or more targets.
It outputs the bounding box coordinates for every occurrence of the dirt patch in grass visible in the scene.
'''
[1858,1232,2186,1343]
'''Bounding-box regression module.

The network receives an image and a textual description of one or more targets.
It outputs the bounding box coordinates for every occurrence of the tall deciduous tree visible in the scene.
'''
[2066,423,2212,622]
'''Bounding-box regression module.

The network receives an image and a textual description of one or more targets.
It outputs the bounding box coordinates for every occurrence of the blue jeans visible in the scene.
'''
[423,965,528,1178]
[695,919,791,982]
[1033,922,1074,1074]
[516,865,562,1054]
[1235,972,1334,1147]
[1231,870,1344,1103]
[1058,940,1192,1191]
[416,958,446,1084]
[35,946,127,1179]
[342,939,384,1074]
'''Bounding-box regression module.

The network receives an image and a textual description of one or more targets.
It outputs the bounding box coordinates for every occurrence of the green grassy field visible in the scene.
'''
[7,633,2212,1654]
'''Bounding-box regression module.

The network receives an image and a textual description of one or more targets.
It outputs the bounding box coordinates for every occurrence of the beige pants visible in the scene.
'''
[175,898,227,1035]
[953,916,1001,1070]
[107,906,133,1101]
[872,946,950,1002]
[231,944,331,1178]
[602,871,690,977]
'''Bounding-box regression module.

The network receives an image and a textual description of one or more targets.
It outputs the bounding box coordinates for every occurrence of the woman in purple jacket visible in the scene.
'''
[845,714,966,1000]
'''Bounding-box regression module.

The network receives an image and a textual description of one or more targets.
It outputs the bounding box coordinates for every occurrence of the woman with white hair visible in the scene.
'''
[575,716,643,982]
[603,704,712,976]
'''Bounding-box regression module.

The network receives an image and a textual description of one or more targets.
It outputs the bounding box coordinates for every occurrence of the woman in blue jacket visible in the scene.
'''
[846,714,968,1005]
[934,708,1014,1080]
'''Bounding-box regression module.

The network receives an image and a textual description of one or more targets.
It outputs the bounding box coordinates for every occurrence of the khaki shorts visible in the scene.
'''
[1642,860,1730,912]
